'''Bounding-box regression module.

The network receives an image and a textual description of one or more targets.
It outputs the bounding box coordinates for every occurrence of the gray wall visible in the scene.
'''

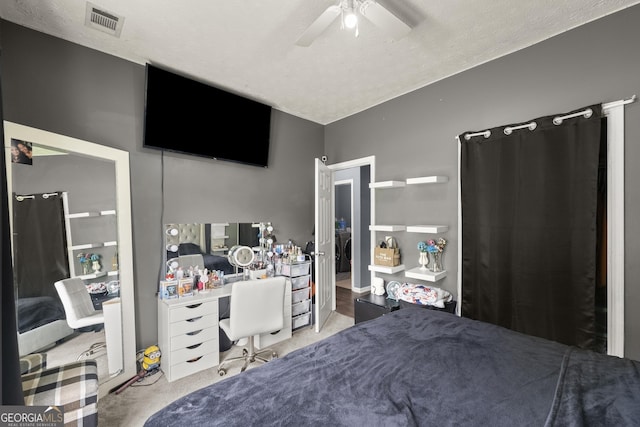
[2,4,640,360]
[0,21,324,348]
[335,184,351,229]
[325,5,640,360]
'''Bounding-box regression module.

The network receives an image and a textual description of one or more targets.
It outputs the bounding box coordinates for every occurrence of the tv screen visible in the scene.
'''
[143,64,272,167]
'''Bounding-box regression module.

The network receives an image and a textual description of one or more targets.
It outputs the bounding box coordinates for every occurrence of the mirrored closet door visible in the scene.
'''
[4,121,137,398]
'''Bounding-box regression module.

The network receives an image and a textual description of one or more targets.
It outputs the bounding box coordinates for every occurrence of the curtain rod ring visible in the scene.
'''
[464,130,491,140]
[553,108,593,125]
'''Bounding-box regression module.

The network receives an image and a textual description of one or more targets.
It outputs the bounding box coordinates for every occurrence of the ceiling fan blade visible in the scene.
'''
[360,1,411,40]
[295,5,341,47]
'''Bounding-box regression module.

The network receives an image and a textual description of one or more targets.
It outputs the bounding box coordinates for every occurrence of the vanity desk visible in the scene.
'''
[157,277,292,383]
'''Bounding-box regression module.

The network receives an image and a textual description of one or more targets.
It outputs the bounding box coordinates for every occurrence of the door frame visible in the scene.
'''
[334,178,355,290]
[328,155,376,293]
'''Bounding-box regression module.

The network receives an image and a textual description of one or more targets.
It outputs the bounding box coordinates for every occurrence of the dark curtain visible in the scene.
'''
[13,193,69,301]
[460,104,603,350]
[238,223,258,247]
[1,63,24,403]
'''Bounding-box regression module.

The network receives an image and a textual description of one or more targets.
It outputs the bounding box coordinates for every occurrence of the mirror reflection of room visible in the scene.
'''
[164,222,292,282]
[10,145,122,386]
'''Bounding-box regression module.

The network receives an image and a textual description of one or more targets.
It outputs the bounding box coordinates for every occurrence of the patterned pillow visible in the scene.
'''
[396,283,452,308]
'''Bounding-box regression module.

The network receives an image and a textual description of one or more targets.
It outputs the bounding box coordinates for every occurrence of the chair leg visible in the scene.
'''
[217,336,278,376]
[77,342,107,360]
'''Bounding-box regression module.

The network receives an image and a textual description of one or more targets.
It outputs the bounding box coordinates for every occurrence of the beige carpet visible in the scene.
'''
[98,311,354,427]
[45,329,111,382]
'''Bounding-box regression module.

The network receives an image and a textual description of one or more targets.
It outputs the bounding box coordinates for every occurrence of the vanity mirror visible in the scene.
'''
[4,121,137,398]
[164,222,275,277]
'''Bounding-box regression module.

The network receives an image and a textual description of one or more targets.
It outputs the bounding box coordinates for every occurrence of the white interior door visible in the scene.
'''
[314,158,334,332]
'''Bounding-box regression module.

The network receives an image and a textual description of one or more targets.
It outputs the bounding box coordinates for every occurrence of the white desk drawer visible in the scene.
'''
[292,299,311,316]
[169,300,218,323]
[169,339,218,366]
[293,312,311,329]
[290,275,310,291]
[292,287,310,304]
[280,262,310,277]
[169,314,217,337]
[170,351,219,381]
[171,326,218,350]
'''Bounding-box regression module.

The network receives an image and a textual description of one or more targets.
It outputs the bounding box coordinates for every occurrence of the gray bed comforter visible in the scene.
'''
[145,307,640,427]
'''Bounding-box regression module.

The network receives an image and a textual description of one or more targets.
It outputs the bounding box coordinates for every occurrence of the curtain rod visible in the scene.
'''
[459,95,637,141]
[15,192,59,201]
[603,94,636,110]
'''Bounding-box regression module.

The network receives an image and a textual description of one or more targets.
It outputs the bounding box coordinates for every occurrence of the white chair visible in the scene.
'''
[54,277,106,358]
[217,276,286,376]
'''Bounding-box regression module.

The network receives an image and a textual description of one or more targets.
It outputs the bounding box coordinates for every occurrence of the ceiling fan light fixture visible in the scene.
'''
[344,11,358,29]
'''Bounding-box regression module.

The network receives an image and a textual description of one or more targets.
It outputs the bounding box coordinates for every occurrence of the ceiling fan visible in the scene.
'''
[295,0,411,47]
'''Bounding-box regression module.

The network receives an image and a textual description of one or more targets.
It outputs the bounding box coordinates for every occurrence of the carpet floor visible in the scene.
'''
[98,311,354,426]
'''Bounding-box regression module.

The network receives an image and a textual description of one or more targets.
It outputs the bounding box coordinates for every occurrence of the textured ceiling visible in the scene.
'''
[1,0,639,124]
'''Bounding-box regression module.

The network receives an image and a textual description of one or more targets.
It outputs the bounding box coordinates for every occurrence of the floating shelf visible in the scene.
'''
[404,267,447,282]
[66,210,116,219]
[368,264,405,274]
[406,225,449,233]
[406,176,448,185]
[369,181,406,189]
[77,271,107,280]
[70,241,117,250]
[369,225,406,232]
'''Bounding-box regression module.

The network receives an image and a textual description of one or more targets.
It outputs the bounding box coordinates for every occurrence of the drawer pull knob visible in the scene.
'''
[187,356,203,363]
[187,343,202,350]
[186,316,203,322]
[186,303,203,309]
[186,330,202,336]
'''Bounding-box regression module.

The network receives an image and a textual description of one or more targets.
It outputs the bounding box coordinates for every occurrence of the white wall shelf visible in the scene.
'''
[368,264,405,274]
[406,176,449,185]
[78,271,107,280]
[405,267,447,282]
[70,241,117,250]
[406,225,449,234]
[369,173,449,285]
[369,225,406,232]
[369,181,405,189]
[66,210,116,219]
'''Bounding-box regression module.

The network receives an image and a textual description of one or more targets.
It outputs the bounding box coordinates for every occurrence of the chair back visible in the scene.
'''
[54,278,101,329]
[227,276,286,340]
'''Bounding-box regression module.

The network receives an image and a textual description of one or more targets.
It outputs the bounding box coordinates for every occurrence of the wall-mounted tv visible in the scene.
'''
[143,64,272,167]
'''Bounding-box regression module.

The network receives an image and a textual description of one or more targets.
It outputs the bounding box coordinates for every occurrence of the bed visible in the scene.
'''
[17,296,73,356]
[144,306,640,426]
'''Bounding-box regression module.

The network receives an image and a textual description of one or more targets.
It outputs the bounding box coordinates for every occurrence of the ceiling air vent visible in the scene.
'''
[85,2,124,37]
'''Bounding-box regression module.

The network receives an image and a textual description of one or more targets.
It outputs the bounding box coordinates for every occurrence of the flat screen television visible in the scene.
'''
[143,64,272,167]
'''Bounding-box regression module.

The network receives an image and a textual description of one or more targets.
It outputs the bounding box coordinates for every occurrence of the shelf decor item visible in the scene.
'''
[417,241,430,270]
[77,252,101,275]
[426,238,447,272]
